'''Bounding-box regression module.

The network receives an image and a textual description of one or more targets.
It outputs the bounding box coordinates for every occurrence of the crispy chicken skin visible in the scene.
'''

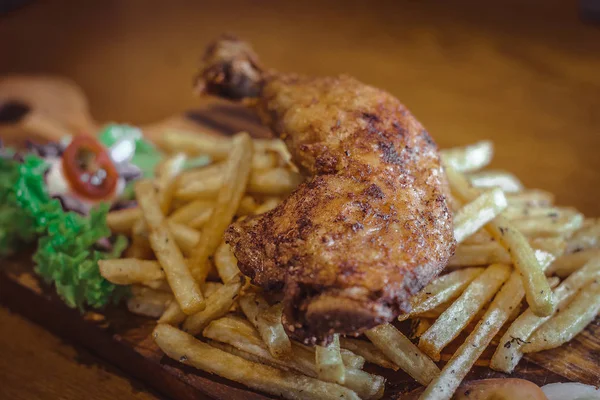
[196,36,455,343]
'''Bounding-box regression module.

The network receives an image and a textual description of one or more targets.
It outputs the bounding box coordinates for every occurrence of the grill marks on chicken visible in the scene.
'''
[197,36,455,343]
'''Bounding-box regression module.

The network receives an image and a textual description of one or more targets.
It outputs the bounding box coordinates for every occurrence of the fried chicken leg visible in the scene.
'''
[196,36,455,343]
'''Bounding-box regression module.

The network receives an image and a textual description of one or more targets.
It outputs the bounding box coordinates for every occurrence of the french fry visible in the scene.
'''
[203,316,384,400]
[440,141,493,173]
[445,166,555,316]
[156,152,187,214]
[160,130,286,162]
[182,275,245,335]
[214,241,241,283]
[505,189,554,207]
[176,167,300,200]
[449,240,560,268]
[168,199,213,226]
[418,264,512,361]
[167,222,200,255]
[339,337,398,370]
[366,323,439,386]
[547,249,600,277]
[503,206,571,220]
[158,300,187,326]
[468,170,524,193]
[529,237,567,258]
[189,133,253,283]
[453,188,507,244]
[247,168,303,196]
[128,218,154,260]
[239,292,292,359]
[491,256,600,372]
[153,324,361,400]
[419,270,529,400]
[135,180,205,314]
[107,207,141,235]
[565,219,600,253]
[127,286,173,318]
[175,172,222,200]
[316,334,345,385]
[254,197,282,214]
[177,163,224,188]
[158,282,224,326]
[399,268,484,321]
[252,150,279,170]
[448,242,511,267]
[237,195,259,216]
[510,212,583,238]
[522,281,600,353]
[99,259,165,285]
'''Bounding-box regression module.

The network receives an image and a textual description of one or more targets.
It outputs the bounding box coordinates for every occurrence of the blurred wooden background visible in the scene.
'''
[1,1,599,399]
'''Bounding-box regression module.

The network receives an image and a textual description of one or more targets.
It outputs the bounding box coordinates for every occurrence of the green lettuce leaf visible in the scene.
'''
[2,154,128,310]
[0,157,39,257]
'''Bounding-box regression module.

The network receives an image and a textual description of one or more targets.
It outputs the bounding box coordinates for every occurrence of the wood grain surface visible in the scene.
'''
[1,1,599,399]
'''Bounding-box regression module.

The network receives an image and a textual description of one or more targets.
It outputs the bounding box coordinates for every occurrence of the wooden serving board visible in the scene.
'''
[1,103,599,400]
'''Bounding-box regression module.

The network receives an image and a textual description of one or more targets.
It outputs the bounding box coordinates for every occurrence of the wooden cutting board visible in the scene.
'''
[0,102,598,400]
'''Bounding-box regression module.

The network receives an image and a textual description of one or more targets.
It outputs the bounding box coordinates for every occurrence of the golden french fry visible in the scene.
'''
[399,268,484,321]
[445,166,555,317]
[176,167,300,200]
[178,163,224,188]
[419,270,528,400]
[159,131,232,159]
[239,292,292,359]
[189,133,254,283]
[158,300,187,326]
[203,316,383,400]
[247,168,303,196]
[126,218,154,260]
[440,141,493,173]
[168,199,213,225]
[468,170,524,193]
[523,281,600,353]
[182,275,244,335]
[339,337,398,370]
[529,237,567,258]
[106,207,141,235]
[453,188,507,244]
[175,173,222,200]
[156,152,187,214]
[252,150,279,170]
[167,222,200,255]
[316,334,345,385]
[547,249,600,277]
[510,212,584,238]
[237,195,259,216]
[127,286,173,318]
[503,206,572,220]
[449,240,560,268]
[254,197,282,214]
[158,282,224,325]
[366,323,439,386]
[418,264,511,361]
[491,256,600,373]
[214,241,241,283]
[153,324,361,400]
[98,258,164,285]
[505,189,554,207]
[135,180,205,314]
[565,218,600,253]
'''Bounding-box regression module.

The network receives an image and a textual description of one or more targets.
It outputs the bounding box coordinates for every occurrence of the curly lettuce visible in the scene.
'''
[1,154,128,310]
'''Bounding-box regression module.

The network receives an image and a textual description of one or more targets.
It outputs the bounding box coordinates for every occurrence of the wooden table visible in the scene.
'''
[1,1,599,399]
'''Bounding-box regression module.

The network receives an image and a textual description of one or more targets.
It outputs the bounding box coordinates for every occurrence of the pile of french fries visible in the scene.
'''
[100,133,600,400]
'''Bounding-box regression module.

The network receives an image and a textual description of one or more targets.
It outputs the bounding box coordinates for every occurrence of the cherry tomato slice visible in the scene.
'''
[62,135,119,200]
